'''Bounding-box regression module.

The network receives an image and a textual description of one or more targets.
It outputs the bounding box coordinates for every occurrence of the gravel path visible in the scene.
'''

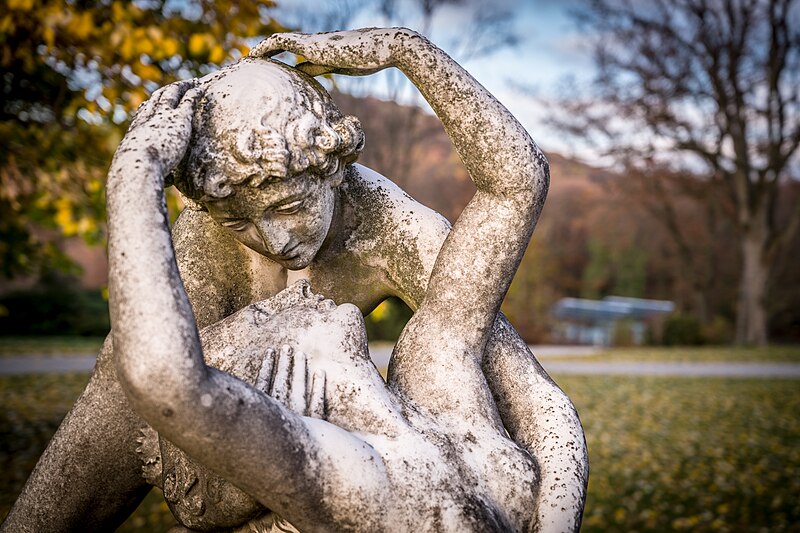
[541,360,800,378]
[0,355,97,375]
[2,347,799,379]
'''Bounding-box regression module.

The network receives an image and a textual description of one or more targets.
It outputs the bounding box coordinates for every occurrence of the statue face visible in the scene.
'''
[203,171,338,270]
[251,283,369,365]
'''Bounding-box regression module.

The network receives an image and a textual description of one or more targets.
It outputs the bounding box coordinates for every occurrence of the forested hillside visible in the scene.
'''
[333,92,800,343]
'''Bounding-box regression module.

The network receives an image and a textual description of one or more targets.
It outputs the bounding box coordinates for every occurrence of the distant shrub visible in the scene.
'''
[0,274,109,336]
[364,297,413,342]
[662,313,704,346]
[701,315,734,345]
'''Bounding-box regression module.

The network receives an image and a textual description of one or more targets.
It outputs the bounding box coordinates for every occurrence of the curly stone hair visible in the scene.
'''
[170,58,364,201]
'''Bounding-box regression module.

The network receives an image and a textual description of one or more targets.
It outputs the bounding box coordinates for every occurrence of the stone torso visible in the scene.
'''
[138,296,539,532]
[173,164,450,330]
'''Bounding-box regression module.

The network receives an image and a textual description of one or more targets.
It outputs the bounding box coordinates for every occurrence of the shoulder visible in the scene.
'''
[172,207,249,277]
[341,164,452,306]
[344,164,450,230]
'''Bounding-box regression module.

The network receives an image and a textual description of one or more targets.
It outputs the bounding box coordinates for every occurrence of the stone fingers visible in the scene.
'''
[262,345,325,418]
[294,62,383,78]
[156,79,199,109]
[249,32,306,59]
[169,87,202,143]
[255,348,276,393]
[288,349,307,415]
[270,344,293,406]
[249,30,395,72]
[294,62,337,77]
[308,370,326,419]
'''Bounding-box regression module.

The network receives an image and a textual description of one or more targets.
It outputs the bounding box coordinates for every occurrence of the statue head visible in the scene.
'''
[171,58,364,269]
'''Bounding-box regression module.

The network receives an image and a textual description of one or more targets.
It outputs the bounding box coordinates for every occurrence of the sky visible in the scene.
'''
[271,0,596,157]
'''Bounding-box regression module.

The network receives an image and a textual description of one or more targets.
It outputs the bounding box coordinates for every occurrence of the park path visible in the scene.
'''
[0,355,97,375]
[2,346,800,378]
[540,360,800,378]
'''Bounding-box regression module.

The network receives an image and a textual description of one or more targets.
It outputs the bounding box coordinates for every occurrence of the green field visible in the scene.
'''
[0,336,105,357]
[1,350,798,531]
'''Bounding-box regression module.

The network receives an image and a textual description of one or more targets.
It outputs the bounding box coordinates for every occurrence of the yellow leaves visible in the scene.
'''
[146,25,163,44]
[101,85,118,107]
[561,374,800,532]
[2,0,291,276]
[111,1,126,23]
[114,26,180,63]
[370,300,391,322]
[118,33,136,61]
[54,198,78,237]
[66,11,94,40]
[126,88,147,110]
[236,43,251,57]
[86,179,103,194]
[7,0,35,11]
[161,37,180,58]
[111,0,142,24]
[0,15,14,34]
[136,37,155,58]
[188,33,215,59]
[131,61,161,83]
[42,25,56,49]
[209,45,225,65]
[187,33,229,64]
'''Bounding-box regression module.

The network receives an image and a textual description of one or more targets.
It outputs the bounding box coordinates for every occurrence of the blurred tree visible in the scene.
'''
[0,0,284,278]
[558,0,800,345]
[278,0,519,193]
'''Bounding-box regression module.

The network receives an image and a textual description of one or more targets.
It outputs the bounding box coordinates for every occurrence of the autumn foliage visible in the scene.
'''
[0,0,284,277]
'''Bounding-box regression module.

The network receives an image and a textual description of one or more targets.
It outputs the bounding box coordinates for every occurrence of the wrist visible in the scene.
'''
[391,29,436,73]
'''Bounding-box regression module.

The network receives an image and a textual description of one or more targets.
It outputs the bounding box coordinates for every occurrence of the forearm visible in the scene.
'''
[106,158,206,412]
[385,32,548,347]
[483,315,588,533]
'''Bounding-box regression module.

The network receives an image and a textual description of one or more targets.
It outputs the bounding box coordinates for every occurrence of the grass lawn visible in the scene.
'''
[1,356,798,531]
[555,374,800,532]
[546,345,800,363]
[0,336,105,357]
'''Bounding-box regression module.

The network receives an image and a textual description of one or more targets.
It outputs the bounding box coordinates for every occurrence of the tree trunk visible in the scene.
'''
[735,228,769,345]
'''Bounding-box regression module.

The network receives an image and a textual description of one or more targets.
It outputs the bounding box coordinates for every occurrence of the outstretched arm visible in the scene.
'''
[106,81,384,530]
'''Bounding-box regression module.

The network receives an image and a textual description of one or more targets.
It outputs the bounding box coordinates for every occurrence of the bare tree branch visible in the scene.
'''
[553,0,800,344]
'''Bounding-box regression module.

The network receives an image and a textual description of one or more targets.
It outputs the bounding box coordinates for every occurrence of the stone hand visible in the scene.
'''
[249,27,425,77]
[111,79,203,177]
[256,344,326,419]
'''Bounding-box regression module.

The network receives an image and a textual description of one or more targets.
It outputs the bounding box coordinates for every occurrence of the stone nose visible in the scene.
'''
[253,217,292,256]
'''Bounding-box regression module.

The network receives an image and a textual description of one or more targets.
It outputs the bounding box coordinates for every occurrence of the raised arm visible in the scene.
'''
[252,29,587,532]
[105,81,384,530]
[252,28,545,416]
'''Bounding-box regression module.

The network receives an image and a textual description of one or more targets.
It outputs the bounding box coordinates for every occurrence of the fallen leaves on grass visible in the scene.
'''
[557,375,800,532]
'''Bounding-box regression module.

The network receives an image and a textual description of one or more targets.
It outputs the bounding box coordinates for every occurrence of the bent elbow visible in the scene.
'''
[517,149,549,217]
[114,346,198,422]
[503,145,549,211]
[528,149,550,204]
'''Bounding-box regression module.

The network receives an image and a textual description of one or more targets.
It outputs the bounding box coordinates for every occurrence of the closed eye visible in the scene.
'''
[220,219,251,231]
[274,199,304,215]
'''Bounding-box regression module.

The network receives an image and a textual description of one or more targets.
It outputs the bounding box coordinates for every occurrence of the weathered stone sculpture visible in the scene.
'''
[2,28,587,532]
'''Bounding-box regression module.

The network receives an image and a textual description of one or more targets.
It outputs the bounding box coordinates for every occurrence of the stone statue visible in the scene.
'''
[1,28,587,532]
